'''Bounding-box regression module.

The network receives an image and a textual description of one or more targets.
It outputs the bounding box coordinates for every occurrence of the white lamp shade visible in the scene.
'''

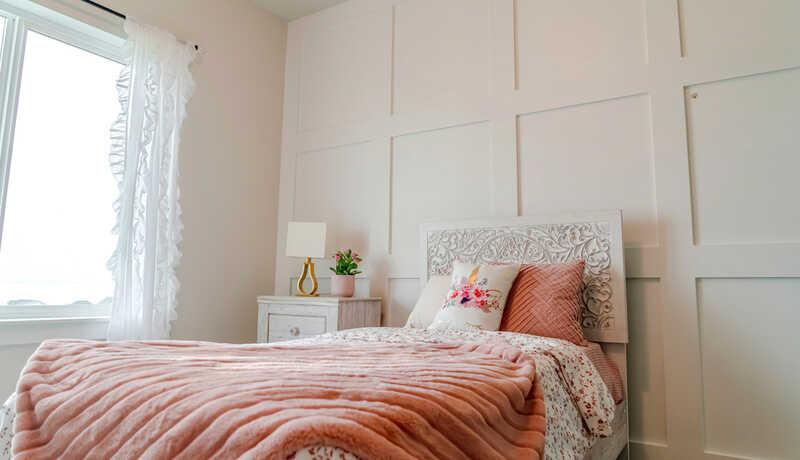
[286,222,327,259]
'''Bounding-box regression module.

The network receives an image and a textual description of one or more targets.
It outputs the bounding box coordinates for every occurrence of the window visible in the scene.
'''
[0,1,125,319]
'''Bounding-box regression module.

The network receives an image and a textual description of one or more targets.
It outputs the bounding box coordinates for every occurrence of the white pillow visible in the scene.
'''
[428,261,521,331]
[404,276,451,328]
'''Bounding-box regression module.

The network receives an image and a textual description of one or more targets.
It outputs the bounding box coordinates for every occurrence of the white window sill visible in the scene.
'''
[0,305,109,347]
[0,315,110,325]
[0,303,111,321]
[0,305,110,346]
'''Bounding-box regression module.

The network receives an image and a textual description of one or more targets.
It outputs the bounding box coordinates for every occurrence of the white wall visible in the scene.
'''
[0,0,287,397]
[274,1,800,458]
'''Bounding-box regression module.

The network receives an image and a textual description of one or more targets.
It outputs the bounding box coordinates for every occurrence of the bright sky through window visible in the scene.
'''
[0,30,123,305]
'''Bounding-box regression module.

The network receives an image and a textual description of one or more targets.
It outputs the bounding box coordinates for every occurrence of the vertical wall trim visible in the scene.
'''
[514,115,522,216]
[390,5,397,116]
[386,136,394,254]
[676,0,687,58]
[512,0,520,90]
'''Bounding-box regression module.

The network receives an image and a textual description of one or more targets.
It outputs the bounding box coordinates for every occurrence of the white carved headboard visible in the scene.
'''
[420,210,628,343]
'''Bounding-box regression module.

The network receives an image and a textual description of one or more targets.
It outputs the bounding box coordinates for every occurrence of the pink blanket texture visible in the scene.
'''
[13,338,546,459]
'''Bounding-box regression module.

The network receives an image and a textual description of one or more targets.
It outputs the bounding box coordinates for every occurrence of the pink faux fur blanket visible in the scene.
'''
[14,338,545,460]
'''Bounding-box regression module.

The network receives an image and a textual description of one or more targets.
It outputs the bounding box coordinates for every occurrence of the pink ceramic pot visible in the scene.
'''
[330,274,355,297]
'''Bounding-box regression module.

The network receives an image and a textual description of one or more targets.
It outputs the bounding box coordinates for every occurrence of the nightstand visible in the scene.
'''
[256,296,382,343]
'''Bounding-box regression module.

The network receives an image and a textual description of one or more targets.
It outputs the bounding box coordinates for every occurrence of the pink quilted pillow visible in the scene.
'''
[499,261,587,346]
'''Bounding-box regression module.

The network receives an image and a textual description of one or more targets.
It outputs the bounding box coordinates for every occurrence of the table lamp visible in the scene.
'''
[286,222,327,296]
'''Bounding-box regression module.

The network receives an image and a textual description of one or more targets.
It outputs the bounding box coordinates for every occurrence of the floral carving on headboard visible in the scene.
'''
[426,222,615,333]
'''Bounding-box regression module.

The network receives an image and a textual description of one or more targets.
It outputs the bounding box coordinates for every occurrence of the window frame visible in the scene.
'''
[0,0,125,321]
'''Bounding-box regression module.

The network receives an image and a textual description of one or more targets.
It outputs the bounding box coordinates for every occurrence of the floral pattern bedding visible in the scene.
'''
[0,395,12,460]
[0,327,614,460]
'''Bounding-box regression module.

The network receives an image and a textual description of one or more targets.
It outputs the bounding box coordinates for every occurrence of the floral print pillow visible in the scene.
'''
[428,261,521,331]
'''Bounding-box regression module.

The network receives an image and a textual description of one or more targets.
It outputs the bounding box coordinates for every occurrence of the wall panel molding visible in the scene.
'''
[390,122,494,272]
[687,67,800,246]
[697,277,800,458]
[275,1,800,457]
[678,0,800,64]
[392,0,492,117]
[515,0,648,91]
[627,278,667,445]
[384,275,421,327]
[517,94,658,248]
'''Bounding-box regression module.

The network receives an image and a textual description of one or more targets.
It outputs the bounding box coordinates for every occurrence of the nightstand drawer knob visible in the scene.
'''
[289,326,300,336]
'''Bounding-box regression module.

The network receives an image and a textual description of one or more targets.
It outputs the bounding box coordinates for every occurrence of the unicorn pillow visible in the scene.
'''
[428,261,521,331]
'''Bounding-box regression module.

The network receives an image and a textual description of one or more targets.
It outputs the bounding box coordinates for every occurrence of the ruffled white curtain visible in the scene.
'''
[107,20,197,340]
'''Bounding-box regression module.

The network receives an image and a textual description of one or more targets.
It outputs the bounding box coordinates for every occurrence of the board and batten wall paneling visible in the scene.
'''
[517,94,658,247]
[275,1,800,458]
[515,0,648,89]
[678,0,800,62]
[686,67,800,246]
[391,122,494,271]
[697,278,800,459]
[297,3,389,132]
[626,278,667,446]
[385,276,422,327]
[293,141,388,255]
[393,0,491,117]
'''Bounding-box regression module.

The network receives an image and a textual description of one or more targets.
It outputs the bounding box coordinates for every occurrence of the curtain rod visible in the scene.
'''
[79,0,199,50]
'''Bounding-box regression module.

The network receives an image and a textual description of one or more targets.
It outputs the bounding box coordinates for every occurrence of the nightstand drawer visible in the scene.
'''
[257,296,382,344]
[268,314,326,341]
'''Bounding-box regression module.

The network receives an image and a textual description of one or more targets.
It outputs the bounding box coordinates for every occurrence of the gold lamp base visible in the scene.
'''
[296,257,320,297]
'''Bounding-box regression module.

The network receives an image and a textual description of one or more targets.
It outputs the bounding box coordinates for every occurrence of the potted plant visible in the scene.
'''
[329,249,362,297]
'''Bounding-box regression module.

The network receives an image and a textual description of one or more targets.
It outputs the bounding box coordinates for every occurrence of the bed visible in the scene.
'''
[0,210,629,459]
[418,211,630,460]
